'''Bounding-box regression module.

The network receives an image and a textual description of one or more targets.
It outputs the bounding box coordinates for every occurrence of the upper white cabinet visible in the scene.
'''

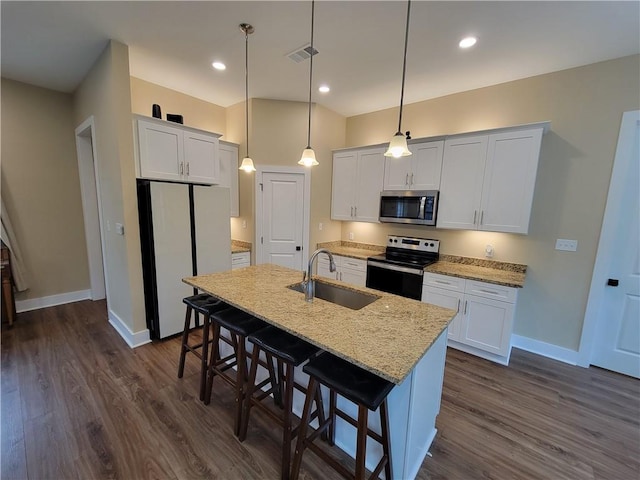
[135,115,221,185]
[383,140,444,191]
[218,141,240,217]
[437,125,545,234]
[331,147,385,223]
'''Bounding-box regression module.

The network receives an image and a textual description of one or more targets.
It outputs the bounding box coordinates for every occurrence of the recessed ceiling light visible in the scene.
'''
[459,37,477,49]
[212,61,226,70]
[318,85,330,93]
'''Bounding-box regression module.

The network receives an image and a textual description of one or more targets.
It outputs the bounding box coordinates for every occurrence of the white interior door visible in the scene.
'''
[589,112,640,378]
[258,170,306,270]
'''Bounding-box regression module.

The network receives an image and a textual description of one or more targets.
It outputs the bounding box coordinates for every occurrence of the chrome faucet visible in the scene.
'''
[303,249,336,302]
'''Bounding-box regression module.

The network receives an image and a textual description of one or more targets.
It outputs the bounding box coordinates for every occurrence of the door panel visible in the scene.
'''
[410,140,444,190]
[355,148,385,222]
[184,131,219,184]
[193,186,231,275]
[138,121,183,181]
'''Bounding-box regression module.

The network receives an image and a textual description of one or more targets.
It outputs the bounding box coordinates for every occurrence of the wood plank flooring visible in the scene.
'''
[2,300,638,479]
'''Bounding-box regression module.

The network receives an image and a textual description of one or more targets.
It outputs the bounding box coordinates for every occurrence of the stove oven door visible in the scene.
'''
[366,260,424,300]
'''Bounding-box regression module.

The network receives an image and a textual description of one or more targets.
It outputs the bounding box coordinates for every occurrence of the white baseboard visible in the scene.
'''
[16,289,91,313]
[108,310,151,349]
[511,334,579,366]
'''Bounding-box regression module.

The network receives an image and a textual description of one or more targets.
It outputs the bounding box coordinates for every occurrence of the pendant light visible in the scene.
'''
[384,0,413,158]
[239,23,257,173]
[298,0,319,167]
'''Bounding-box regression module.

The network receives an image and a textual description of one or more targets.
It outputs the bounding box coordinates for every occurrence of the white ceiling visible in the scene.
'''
[2,1,639,117]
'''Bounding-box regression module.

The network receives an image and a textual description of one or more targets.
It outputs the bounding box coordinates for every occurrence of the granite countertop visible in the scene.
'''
[231,240,251,254]
[426,255,527,288]
[316,240,384,260]
[184,264,454,384]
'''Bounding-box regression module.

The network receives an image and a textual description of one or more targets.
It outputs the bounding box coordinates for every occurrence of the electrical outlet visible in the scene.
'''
[242,220,247,229]
[485,244,494,258]
[115,223,125,235]
[349,232,354,240]
[555,239,578,251]
[318,222,323,231]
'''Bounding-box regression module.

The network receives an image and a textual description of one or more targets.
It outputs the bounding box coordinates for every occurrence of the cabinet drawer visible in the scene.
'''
[465,280,517,303]
[231,252,250,269]
[339,257,366,272]
[423,273,465,292]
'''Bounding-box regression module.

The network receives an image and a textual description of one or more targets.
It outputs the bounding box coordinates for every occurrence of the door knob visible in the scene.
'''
[607,278,619,286]
[296,246,301,251]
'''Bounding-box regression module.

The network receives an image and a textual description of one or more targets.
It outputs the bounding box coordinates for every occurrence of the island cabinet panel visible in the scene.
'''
[331,147,385,222]
[437,126,544,234]
[317,255,367,287]
[135,115,221,185]
[422,272,518,365]
[383,140,444,191]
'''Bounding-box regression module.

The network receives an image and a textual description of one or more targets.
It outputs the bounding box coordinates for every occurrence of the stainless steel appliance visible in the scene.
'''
[366,235,440,300]
[378,190,439,226]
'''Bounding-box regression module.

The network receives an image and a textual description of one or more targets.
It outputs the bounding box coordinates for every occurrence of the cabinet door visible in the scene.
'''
[422,285,464,341]
[437,135,487,230]
[338,257,367,287]
[354,148,385,222]
[460,294,514,357]
[331,151,358,220]
[184,131,220,185]
[137,120,183,181]
[317,259,337,280]
[219,143,239,217]
[409,140,444,190]
[383,156,411,190]
[479,128,543,234]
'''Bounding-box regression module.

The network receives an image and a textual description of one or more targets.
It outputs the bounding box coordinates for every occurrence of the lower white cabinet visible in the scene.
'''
[317,255,367,287]
[422,272,518,364]
[231,251,250,270]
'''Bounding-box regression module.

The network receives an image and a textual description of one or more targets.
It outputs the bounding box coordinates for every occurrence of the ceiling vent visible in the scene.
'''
[286,44,319,63]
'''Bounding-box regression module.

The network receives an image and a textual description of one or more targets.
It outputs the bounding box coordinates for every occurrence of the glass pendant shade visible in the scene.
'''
[384,132,412,158]
[239,156,256,172]
[298,148,318,167]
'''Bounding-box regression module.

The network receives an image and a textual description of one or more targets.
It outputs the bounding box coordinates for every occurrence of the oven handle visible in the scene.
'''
[367,260,424,276]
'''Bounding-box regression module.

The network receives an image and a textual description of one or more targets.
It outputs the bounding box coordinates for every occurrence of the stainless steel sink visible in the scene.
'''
[288,280,380,310]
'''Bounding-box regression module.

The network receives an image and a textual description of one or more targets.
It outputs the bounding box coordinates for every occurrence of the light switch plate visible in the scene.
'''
[555,239,577,251]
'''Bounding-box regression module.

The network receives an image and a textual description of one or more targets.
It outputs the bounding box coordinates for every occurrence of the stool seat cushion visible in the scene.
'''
[183,294,227,315]
[303,353,394,411]
[248,326,320,366]
[212,307,268,337]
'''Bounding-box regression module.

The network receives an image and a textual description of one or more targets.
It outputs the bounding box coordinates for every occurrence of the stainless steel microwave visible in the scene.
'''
[379,190,439,226]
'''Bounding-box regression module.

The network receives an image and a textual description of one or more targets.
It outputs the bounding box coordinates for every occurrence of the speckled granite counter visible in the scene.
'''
[425,254,527,288]
[316,240,384,260]
[231,240,251,254]
[184,264,454,384]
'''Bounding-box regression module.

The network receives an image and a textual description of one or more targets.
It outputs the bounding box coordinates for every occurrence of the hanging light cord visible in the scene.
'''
[244,28,250,158]
[397,0,411,134]
[306,0,315,149]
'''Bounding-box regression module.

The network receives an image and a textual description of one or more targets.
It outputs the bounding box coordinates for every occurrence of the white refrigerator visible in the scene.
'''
[137,180,231,339]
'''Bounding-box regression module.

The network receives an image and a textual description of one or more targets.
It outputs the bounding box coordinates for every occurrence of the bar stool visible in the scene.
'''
[177,293,229,401]
[290,352,394,480]
[238,325,326,480]
[203,307,274,436]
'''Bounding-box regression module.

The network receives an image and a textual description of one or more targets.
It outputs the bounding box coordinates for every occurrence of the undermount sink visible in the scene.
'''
[288,280,380,310]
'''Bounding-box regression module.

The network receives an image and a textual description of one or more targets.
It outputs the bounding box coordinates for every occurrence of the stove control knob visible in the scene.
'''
[430,243,435,247]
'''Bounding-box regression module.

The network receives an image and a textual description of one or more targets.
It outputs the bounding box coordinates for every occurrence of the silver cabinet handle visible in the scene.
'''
[410,173,414,185]
[405,173,409,186]
[473,210,477,224]
[456,299,461,313]
[480,210,484,225]
[186,162,190,176]
[179,162,184,175]
[354,206,357,217]
[463,300,468,315]
[350,206,354,217]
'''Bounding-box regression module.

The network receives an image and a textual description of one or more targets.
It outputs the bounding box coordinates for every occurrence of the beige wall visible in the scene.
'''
[344,55,640,351]
[73,40,145,333]
[130,77,227,135]
[1,78,90,300]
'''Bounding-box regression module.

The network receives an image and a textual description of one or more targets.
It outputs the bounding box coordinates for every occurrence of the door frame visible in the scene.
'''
[255,165,311,268]
[578,110,639,367]
[75,116,108,300]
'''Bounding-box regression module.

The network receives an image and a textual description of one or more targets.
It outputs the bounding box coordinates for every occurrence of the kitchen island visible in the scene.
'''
[184,264,455,479]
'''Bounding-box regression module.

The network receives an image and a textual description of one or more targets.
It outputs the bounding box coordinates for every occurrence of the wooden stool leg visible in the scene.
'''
[354,405,369,480]
[380,400,393,480]
[177,306,193,378]
[204,323,222,405]
[290,377,318,480]
[281,363,295,480]
[234,336,247,437]
[328,389,337,446]
[239,343,261,441]
[199,313,211,401]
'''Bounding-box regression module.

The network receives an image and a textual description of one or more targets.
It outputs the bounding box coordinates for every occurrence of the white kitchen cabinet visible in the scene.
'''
[331,147,385,223]
[437,125,545,234]
[231,251,250,270]
[383,140,444,191]
[317,255,367,287]
[135,115,221,185]
[422,272,518,364]
[218,141,239,217]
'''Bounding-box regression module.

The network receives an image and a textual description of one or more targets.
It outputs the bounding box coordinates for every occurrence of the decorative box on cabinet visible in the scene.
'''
[317,255,367,288]
[437,124,547,234]
[422,272,518,365]
[331,147,385,223]
[231,251,250,270]
[218,141,240,217]
[383,139,444,191]
[135,115,221,185]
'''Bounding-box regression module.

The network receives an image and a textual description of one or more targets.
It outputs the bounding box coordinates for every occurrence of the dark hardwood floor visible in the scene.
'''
[2,300,638,479]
